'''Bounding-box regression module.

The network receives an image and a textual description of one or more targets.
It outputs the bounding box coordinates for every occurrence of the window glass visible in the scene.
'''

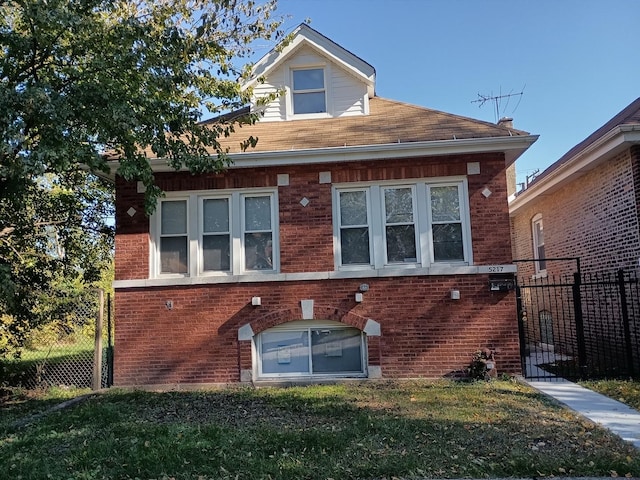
[293,69,324,90]
[340,191,368,225]
[245,196,271,231]
[292,68,326,114]
[245,233,273,270]
[261,331,310,374]
[203,235,230,271]
[311,328,363,373]
[339,190,370,265]
[431,186,460,222]
[432,223,464,261]
[385,188,413,223]
[203,198,229,233]
[160,237,188,274]
[384,187,416,263]
[161,201,187,235]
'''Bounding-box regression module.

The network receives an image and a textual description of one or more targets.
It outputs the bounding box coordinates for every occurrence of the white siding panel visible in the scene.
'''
[331,67,367,117]
[253,66,286,121]
[289,47,326,67]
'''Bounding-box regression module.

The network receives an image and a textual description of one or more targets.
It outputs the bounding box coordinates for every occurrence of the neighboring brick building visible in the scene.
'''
[112,24,537,387]
[510,99,640,378]
[510,98,640,278]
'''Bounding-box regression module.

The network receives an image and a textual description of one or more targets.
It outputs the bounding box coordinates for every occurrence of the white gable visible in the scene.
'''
[243,24,375,122]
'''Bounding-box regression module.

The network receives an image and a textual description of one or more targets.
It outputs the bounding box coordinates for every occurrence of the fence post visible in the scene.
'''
[107,292,113,387]
[618,269,635,377]
[93,288,104,391]
[572,272,588,375]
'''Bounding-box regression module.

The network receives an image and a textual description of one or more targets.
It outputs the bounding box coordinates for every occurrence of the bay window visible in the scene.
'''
[152,189,278,277]
[334,179,471,269]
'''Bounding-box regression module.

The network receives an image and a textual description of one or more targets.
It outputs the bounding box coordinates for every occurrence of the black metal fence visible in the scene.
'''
[517,267,640,381]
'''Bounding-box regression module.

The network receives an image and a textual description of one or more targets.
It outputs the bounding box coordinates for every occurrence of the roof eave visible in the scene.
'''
[103,135,538,181]
[509,125,640,215]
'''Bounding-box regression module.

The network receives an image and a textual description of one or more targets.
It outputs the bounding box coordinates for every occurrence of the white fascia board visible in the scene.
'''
[138,135,538,173]
[243,26,375,96]
[509,126,640,215]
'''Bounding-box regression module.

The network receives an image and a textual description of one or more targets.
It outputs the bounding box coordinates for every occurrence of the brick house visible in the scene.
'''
[510,97,640,278]
[112,24,537,386]
[510,98,640,376]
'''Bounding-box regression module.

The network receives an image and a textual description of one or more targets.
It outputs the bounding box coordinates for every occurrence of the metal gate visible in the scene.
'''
[516,260,640,381]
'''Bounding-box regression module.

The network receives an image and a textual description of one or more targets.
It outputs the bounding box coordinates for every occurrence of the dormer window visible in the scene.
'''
[292,68,326,114]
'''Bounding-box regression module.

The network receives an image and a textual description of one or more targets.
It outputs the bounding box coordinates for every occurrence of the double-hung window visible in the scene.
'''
[334,179,471,270]
[532,214,546,275]
[383,186,418,263]
[292,68,326,115]
[202,198,231,272]
[243,195,274,271]
[429,185,465,262]
[338,189,371,265]
[159,200,189,274]
[153,189,278,278]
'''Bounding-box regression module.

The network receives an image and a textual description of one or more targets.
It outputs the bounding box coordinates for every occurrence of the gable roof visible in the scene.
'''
[510,97,640,214]
[243,23,376,98]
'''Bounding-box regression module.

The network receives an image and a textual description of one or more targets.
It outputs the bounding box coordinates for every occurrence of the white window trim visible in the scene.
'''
[287,64,331,120]
[332,177,473,271]
[149,188,279,279]
[532,213,547,277]
[253,320,368,379]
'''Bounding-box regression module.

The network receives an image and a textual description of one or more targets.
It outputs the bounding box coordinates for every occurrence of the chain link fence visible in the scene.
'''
[1,290,112,390]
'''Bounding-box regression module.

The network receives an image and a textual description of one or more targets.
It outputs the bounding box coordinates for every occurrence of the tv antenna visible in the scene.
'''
[472,86,525,122]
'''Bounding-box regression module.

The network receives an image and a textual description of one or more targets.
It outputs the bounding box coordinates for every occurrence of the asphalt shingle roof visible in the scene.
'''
[205,96,529,156]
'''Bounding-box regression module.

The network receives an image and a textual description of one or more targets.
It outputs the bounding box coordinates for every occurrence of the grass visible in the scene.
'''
[0,381,640,480]
[1,379,639,480]
[580,378,640,410]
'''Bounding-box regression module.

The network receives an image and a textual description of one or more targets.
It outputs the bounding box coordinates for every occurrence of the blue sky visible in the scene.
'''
[255,0,640,187]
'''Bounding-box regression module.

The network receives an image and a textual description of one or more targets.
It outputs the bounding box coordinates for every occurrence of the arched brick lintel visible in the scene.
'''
[246,305,374,337]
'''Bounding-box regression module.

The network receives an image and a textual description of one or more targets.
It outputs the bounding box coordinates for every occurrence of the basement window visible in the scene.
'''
[257,321,366,378]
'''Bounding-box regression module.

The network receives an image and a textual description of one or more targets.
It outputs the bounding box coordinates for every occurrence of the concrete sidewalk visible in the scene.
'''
[527,379,640,448]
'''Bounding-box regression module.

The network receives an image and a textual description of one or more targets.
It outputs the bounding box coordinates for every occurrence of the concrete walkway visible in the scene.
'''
[527,379,640,448]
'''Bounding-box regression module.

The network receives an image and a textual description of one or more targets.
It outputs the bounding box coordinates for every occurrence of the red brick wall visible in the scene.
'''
[114,278,519,385]
[511,147,640,278]
[114,153,519,385]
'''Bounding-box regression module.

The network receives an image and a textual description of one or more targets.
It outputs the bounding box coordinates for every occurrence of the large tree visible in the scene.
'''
[0,0,284,353]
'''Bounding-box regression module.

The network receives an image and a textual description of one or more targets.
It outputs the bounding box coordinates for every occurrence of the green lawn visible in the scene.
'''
[1,380,639,480]
[580,378,640,411]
